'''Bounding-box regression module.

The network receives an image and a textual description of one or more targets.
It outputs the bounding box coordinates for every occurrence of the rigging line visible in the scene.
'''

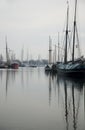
[67,34,72,57]
[68,25,74,57]
[75,25,81,57]
[62,35,66,61]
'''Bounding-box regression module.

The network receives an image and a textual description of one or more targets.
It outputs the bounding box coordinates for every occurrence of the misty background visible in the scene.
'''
[0,0,85,60]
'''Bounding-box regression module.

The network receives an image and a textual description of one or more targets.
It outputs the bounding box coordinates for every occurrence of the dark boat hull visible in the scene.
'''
[45,65,52,72]
[57,61,85,77]
[57,68,85,77]
[7,63,19,69]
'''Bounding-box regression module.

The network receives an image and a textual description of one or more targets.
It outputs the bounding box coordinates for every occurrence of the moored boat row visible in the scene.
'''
[45,0,85,77]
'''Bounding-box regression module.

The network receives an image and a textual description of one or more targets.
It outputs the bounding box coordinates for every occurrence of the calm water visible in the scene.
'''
[0,67,84,130]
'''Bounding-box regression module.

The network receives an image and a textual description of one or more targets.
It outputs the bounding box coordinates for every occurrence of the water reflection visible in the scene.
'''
[0,69,18,98]
[63,78,81,130]
[64,80,68,130]
[0,69,3,81]
[49,74,51,106]
[6,70,18,97]
[45,71,57,106]
[45,71,84,130]
[58,76,84,130]
[84,86,85,118]
[0,68,84,130]
[6,70,9,97]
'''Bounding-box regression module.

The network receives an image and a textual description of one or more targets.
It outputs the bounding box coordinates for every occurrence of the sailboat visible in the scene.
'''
[5,36,19,69]
[57,0,85,76]
[45,36,52,71]
[51,33,60,73]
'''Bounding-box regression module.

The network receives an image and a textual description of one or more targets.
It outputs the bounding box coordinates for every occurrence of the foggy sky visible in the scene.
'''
[0,0,85,60]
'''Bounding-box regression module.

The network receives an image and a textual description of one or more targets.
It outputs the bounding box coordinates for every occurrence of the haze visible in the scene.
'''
[0,0,85,60]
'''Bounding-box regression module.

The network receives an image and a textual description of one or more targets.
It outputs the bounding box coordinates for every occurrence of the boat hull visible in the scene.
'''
[45,64,52,72]
[57,61,85,77]
[57,68,85,77]
[7,63,19,69]
[51,64,57,73]
[11,63,19,69]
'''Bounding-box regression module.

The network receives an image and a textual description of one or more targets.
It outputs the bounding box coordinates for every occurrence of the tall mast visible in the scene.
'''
[58,32,60,62]
[49,36,52,64]
[27,49,28,62]
[21,46,24,63]
[6,36,8,62]
[64,1,69,64]
[54,44,56,63]
[5,36,10,64]
[72,0,77,62]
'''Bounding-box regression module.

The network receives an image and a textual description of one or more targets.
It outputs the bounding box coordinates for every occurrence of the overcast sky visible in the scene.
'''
[0,0,85,60]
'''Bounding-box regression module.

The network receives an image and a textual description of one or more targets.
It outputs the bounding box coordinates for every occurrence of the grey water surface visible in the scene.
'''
[0,67,84,130]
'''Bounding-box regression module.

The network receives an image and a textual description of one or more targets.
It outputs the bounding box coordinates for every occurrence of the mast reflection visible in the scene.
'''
[6,70,9,97]
[45,71,57,106]
[5,69,16,98]
[84,86,85,119]
[57,75,84,130]
[72,83,76,130]
[0,69,3,81]
[49,74,51,106]
[45,71,84,130]
[64,80,68,130]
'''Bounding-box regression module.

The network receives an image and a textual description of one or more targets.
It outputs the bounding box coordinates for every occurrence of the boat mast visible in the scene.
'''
[72,0,77,62]
[54,44,56,63]
[49,36,52,64]
[64,1,69,64]
[21,47,24,63]
[5,36,10,64]
[27,49,28,62]
[58,32,60,62]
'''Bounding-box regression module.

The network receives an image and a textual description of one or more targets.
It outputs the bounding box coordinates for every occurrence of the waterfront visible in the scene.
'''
[0,67,84,130]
